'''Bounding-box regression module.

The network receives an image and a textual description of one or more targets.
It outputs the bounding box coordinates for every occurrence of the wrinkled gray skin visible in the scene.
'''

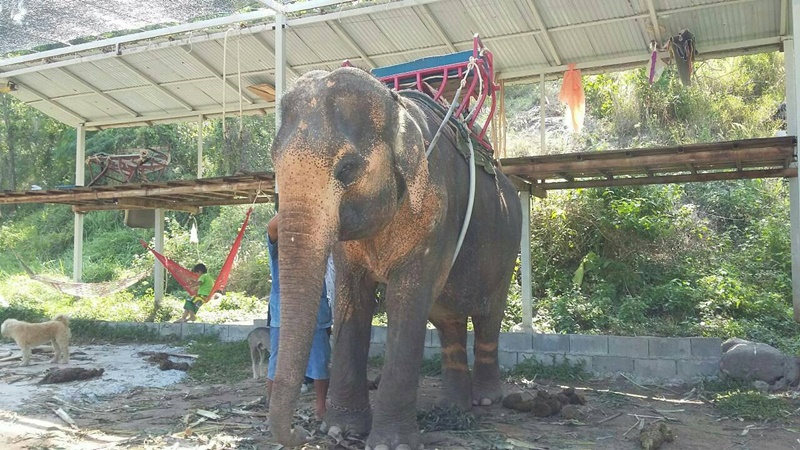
[268,67,522,449]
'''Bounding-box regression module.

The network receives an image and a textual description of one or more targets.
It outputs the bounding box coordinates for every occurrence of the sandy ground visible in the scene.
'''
[2,342,800,449]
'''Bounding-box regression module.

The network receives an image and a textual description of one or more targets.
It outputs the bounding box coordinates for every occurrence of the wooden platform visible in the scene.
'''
[0,137,795,211]
[0,173,275,213]
[502,136,797,195]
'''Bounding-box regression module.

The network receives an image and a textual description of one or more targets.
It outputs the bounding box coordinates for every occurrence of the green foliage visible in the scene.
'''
[187,337,252,384]
[713,390,791,421]
[417,406,477,432]
[420,354,442,376]
[508,355,589,382]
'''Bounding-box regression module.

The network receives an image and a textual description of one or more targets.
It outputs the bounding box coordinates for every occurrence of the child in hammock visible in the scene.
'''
[176,263,214,323]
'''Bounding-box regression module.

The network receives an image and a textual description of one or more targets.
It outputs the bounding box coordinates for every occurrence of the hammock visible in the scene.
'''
[141,207,253,301]
[14,253,149,298]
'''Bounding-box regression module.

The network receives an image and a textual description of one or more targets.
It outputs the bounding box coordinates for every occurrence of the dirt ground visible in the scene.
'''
[2,343,800,450]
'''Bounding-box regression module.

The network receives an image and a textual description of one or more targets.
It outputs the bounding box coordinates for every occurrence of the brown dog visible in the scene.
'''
[1,314,71,366]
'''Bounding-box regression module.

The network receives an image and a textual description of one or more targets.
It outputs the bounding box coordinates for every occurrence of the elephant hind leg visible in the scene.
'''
[430,316,472,410]
[471,304,505,406]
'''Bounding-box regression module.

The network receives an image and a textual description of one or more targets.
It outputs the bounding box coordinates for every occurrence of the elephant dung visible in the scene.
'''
[560,404,583,420]
[559,387,587,405]
[502,392,533,412]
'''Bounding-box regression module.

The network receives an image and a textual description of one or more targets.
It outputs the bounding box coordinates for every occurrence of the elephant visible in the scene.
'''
[268,67,522,449]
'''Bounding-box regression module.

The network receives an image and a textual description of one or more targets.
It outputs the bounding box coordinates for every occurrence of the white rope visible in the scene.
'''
[238,34,244,133]
[425,57,477,158]
[222,28,235,133]
[419,56,480,268]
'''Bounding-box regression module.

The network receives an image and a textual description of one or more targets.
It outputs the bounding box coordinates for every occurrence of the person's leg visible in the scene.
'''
[306,328,332,420]
[266,327,280,408]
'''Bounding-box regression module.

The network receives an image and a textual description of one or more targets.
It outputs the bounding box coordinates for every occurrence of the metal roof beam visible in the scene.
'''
[257,0,286,13]
[328,21,377,69]
[645,0,663,44]
[499,36,783,83]
[9,80,87,123]
[83,101,274,130]
[416,5,457,53]
[251,33,300,78]
[781,0,788,35]
[524,0,561,66]
[288,0,443,27]
[0,9,276,69]
[57,68,141,118]
[115,59,194,111]
[182,47,256,105]
[285,0,353,13]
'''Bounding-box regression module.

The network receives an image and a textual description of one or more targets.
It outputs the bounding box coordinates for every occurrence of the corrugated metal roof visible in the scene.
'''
[0,0,784,129]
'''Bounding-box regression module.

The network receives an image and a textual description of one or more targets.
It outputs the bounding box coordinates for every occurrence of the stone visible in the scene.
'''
[720,339,799,385]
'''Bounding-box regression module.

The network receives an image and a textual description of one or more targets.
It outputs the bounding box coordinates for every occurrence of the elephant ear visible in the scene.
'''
[392,98,430,215]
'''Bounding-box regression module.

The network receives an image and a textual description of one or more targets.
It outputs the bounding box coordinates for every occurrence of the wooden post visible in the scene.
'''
[274,10,286,197]
[73,125,85,282]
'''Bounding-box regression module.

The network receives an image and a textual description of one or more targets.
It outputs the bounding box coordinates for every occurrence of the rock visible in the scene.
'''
[720,339,799,386]
[561,404,582,420]
[639,422,675,450]
[721,337,751,353]
[752,380,771,393]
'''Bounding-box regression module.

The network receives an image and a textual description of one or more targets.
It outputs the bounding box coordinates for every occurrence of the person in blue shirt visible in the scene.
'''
[266,213,333,420]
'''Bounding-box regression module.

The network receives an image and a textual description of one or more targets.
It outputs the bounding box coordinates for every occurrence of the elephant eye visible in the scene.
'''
[334,154,364,186]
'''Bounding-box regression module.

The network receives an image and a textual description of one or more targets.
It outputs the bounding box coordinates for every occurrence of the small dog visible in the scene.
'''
[1,314,71,366]
[247,327,270,379]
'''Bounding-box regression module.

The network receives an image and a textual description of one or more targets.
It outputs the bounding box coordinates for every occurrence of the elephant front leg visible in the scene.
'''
[325,275,375,436]
[367,276,433,450]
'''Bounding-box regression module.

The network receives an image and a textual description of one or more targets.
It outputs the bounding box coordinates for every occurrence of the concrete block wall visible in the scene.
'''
[370,327,722,383]
[102,321,721,382]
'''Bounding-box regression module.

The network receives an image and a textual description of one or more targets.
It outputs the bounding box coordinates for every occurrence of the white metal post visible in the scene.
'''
[197,115,204,178]
[787,5,800,321]
[154,209,165,303]
[274,10,286,198]
[73,125,85,282]
[520,188,533,332]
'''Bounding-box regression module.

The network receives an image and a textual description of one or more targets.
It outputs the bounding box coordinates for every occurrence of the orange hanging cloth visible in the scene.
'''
[558,63,586,133]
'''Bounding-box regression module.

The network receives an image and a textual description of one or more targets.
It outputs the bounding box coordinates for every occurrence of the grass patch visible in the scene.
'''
[508,355,589,382]
[187,336,252,384]
[420,354,442,376]
[713,390,791,421]
[369,355,385,368]
[417,406,477,432]
[70,320,169,344]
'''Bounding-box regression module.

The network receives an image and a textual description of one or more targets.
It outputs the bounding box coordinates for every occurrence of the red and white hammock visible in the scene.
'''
[140,208,253,301]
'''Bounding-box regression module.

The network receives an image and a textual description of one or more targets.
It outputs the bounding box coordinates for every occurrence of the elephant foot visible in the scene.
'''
[365,426,423,450]
[323,404,371,436]
[437,370,473,411]
[471,380,503,406]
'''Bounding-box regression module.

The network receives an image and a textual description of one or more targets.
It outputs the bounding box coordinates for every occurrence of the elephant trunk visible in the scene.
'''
[268,205,333,447]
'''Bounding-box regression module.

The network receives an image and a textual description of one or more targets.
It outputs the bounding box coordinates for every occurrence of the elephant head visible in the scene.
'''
[267,67,432,446]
